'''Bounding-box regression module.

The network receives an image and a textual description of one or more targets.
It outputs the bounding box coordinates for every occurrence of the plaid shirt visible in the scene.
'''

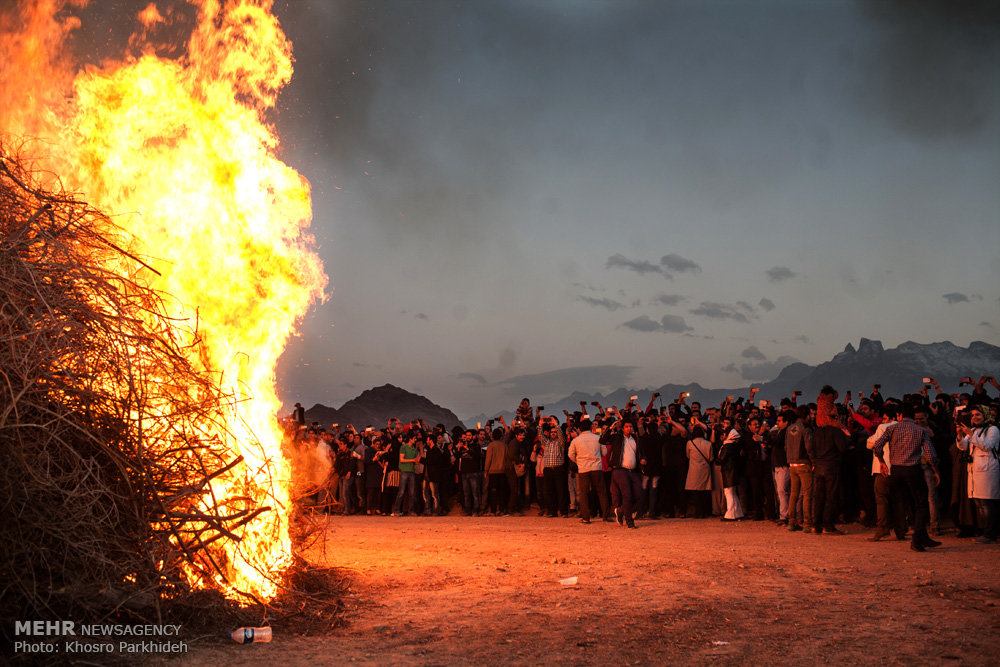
[539,428,566,468]
[870,417,936,468]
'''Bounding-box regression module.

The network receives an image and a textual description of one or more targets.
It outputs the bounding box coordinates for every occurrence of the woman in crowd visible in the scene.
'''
[685,421,714,518]
[956,406,1000,543]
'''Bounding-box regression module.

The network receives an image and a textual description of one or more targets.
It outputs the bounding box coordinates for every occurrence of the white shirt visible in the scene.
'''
[623,435,638,470]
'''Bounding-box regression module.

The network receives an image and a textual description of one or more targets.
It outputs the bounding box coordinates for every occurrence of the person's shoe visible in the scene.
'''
[788,523,802,532]
[910,542,926,552]
[390,513,400,517]
[868,531,889,542]
[802,527,814,534]
[823,526,846,535]
[922,536,942,548]
[974,536,996,544]
[614,508,623,526]
[603,515,614,523]
[626,520,637,529]
[579,518,591,524]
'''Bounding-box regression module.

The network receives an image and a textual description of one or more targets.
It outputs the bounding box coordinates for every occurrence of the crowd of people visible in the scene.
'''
[284,375,1000,550]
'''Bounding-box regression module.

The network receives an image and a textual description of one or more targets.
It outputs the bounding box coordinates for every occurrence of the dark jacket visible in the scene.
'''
[600,430,647,471]
[812,426,847,472]
[784,420,813,465]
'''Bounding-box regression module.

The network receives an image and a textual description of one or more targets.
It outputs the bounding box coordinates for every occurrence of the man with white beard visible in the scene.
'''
[568,418,609,524]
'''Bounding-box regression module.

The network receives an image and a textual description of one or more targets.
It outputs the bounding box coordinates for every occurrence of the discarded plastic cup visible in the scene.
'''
[559,576,578,586]
[229,626,272,644]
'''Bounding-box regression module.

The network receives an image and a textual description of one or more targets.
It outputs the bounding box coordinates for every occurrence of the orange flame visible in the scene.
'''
[1,0,326,600]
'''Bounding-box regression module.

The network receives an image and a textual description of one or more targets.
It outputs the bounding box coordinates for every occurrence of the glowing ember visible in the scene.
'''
[1,0,326,600]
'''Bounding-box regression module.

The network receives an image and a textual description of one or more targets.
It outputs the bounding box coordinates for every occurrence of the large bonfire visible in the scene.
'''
[0,0,327,623]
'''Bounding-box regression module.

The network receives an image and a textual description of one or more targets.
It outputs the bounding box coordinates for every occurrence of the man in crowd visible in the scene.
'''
[811,409,848,534]
[568,418,609,523]
[538,416,569,517]
[785,406,813,532]
[601,418,646,528]
[870,402,941,552]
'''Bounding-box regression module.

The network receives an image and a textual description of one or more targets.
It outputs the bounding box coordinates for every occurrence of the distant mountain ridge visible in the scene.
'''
[304,384,465,431]
[464,339,1000,424]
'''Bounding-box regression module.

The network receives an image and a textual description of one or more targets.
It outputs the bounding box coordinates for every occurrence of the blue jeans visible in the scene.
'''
[975,498,999,540]
[423,479,441,514]
[340,473,355,514]
[392,471,417,514]
[641,474,661,517]
[461,472,482,515]
[772,466,790,521]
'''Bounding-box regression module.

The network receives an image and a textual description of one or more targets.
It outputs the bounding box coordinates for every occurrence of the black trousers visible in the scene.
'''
[543,465,569,516]
[891,465,930,545]
[812,466,840,528]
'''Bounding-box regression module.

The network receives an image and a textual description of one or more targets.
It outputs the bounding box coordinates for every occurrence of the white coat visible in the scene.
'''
[957,425,1000,500]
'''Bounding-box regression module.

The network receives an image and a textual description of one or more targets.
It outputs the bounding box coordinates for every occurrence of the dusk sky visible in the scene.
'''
[22,0,998,420]
[262,0,1000,419]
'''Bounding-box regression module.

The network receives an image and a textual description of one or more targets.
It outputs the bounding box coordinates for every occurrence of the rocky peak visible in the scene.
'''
[857,338,884,355]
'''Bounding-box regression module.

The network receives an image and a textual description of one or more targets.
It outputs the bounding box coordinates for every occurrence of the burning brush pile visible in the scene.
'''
[0,151,342,638]
[0,0,337,646]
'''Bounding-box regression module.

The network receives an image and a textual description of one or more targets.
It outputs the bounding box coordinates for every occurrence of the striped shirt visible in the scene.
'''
[870,418,936,468]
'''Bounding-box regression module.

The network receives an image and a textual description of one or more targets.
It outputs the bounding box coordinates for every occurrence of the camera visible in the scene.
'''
[959,376,973,386]
[681,392,691,399]
[538,406,545,411]
[922,377,932,384]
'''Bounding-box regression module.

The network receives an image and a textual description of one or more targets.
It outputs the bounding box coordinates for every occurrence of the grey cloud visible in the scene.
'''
[739,355,800,381]
[942,292,969,304]
[458,372,488,385]
[660,253,701,274]
[606,253,664,276]
[497,365,637,398]
[352,362,367,367]
[721,362,739,373]
[766,266,796,282]
[653,293,685,306]
[690,302,750,323]
[579,295,626,311]
[622,315,662,332]
[622,314,693,333]
[794,335,811,344]
[980,321,993,328]
[759,298,775,311]
[741,345,766,360]
[736,301,755,314]
[416,313,428,320]
[660,314,693,333]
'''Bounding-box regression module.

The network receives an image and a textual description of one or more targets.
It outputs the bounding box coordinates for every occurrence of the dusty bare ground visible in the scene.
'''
[186,513,1000,666]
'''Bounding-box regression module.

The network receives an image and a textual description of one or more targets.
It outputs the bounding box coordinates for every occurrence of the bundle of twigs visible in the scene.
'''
[0,146,295,639]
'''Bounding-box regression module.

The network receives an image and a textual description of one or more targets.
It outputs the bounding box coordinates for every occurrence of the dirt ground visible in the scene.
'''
[177,509,1000,666]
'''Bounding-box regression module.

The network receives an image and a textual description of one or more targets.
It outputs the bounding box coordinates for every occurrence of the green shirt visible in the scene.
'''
[399,443,417,473]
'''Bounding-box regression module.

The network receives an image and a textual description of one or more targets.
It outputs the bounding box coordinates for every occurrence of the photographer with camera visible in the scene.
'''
[538,414,569,518]
[956,406,1000,544]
